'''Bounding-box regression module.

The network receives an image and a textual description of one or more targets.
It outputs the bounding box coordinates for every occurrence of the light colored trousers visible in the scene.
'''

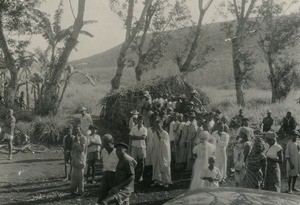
[70,167,85,194]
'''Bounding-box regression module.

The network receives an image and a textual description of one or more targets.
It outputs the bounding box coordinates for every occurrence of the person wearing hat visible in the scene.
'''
[97,142,137,205]
[185,112,198,171]
[86,125,102,184]
[129,115,147,182]
[261,110,274,132]
[151,118,172,188]
[62,124,75,181]
[285,130,300,194]
[190,90,203,111]
[233,127,252,187]
[78,106,93,136]
[264,132,283,193]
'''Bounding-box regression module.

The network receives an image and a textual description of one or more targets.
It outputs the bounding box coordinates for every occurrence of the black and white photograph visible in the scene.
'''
[1,0,300,204]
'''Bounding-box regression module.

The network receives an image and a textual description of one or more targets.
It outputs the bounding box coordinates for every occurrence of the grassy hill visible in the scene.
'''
[71,21,300,89]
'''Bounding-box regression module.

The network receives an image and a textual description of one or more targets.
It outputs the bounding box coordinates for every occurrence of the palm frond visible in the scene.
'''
[32,9,55,45]
[53,0,64,35]
[79,30,94,38]
[83,20,98,26]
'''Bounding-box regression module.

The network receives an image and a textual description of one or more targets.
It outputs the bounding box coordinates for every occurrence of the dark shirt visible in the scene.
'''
[64,134,75,151]
[262,116,274,132]
[175,101,188,114]
[230,114,244,128]
[114,154,136,193]
[281,116,296,132]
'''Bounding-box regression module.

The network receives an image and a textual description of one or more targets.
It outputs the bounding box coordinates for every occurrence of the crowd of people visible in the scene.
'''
[125,90,300,198]
[1,89,300,205]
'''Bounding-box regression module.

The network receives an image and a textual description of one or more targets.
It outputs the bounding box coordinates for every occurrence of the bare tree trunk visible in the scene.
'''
[26,71,30,108]
[179,13,204,72]
[232,39,245,106]
[229,0,257,107]
[111,0,154,90]
[177,0,213,73]
[135,62,143,82]
[40,0,86,115]
[0,9,18,107]
[33,85,36,110]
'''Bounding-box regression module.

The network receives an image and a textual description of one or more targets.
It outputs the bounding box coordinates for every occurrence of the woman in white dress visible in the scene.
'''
[189,131,215,190]
[212,124,230,182]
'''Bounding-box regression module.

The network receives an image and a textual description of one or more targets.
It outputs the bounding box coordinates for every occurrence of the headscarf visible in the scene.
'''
[199,131,210,142]
[250,136,264,154]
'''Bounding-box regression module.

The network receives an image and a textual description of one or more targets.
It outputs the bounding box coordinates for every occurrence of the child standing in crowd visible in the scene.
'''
[201,156,222,188]
[286,130,300,194]
[62,124,75,181]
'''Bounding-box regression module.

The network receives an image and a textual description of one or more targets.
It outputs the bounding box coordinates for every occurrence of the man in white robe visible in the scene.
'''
[151,118,172,188]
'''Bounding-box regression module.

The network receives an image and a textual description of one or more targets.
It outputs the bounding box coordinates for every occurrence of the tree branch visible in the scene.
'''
[125,0,134,39]
[204,0,213,11]
[138,1,154,57]
[198,0,203,12]
[240,0,246,19]
[232,0,240,22]
[244,0,257,21]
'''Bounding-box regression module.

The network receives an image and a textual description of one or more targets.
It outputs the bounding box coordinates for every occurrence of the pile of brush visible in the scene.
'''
[99,75,209,141]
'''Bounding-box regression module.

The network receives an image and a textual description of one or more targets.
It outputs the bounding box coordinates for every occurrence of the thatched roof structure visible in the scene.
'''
[99,75,209,141]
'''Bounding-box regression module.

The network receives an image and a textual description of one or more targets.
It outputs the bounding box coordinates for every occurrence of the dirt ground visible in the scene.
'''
[0,150,299,205]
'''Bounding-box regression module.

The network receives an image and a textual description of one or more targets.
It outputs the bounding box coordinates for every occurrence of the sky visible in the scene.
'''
[31,0,300,61]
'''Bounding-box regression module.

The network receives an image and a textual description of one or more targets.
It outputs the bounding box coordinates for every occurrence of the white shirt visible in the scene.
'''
[101,148,119,172]
[129,116,137,130]
[266,142,282,159]
[129,124,147,148]
[87,134,101,153]
[80,113,93,133]
[169,121,176,141]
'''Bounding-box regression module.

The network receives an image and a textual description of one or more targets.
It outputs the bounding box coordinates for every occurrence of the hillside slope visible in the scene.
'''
[71,21,300,89]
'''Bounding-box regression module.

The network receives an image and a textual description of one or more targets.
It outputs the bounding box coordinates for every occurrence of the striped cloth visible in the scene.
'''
[241,137,266,189]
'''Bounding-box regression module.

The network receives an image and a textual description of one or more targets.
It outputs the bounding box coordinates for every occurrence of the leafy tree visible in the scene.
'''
[175,0,215,74]
[110,0,154,89]
[130,0,191,82]
[220,0,258,106]
[0,0,42,107]
[256,0,300,102]
[32,0,91,115]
